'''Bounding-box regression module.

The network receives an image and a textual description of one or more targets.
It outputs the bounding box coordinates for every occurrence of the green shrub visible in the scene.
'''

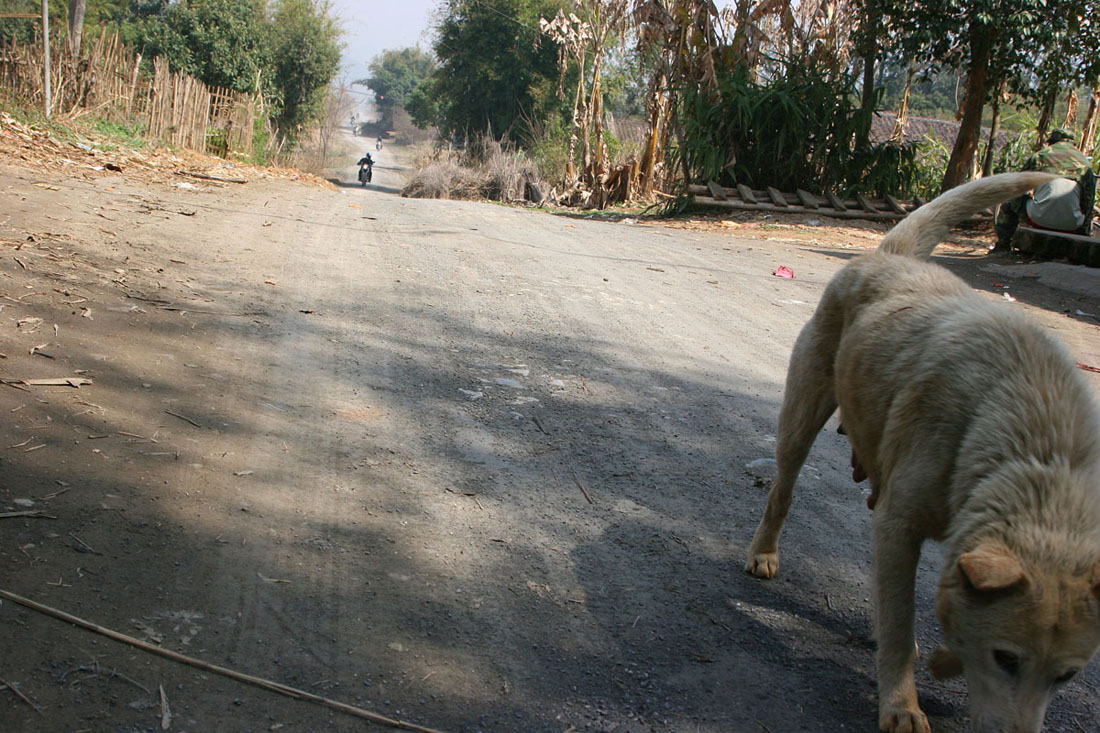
[249,114,271,165]
[91,119,149,149]
[677,63,923,198]
[909,136,952,200]
[528,116,571,185]
[992,129,1038,174]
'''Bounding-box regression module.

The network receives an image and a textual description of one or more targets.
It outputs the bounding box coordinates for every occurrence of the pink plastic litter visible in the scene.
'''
[773,266,795,279]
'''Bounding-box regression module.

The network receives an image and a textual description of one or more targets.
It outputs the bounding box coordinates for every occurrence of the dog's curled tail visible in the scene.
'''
[878,172,1059,260]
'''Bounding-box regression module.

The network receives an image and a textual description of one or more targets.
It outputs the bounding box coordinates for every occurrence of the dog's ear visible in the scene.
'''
[929,647,964,679]
[958,542,1027,591]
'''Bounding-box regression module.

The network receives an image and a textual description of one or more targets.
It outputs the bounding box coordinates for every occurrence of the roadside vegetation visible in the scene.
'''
[4,1,1099,210]
[365,0,1100,208]
[401,136,550,203]
[0,0,342,164]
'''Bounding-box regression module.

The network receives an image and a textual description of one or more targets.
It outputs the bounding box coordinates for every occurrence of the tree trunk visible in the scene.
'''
[565,53,586,184]
[982,85,1001,177]
[890,63,915,143]
[638,75,668,196]
[1081,90,1099,157]
[857,1,879,151]
[1034,88,1057,150]
[941,22,990,192]
[1063,89,1079,129]
[68,0,86,57]
[587,48,606,205]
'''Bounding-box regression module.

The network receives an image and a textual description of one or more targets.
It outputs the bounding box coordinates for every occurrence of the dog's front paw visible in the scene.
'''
[745,551,780,578]
[879,704,930,733]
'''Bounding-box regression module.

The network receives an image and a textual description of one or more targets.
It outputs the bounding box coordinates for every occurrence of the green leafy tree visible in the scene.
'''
[268,0,342,141]
[101,0,270,93]
[0,0,69,44]
[405,80,443,130]
[415,0,570,142]
[892,0,1096,190]
[358,47,435,108]
[356,46,435,129]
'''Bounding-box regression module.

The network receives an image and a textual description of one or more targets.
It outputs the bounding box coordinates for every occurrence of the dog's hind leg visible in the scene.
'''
[746,322,838,578]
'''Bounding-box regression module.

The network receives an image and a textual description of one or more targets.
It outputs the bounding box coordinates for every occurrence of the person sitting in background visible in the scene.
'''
[994,128,1096,251]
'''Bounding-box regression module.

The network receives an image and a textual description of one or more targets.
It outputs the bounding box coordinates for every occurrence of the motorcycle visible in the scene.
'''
[358,161,373,185]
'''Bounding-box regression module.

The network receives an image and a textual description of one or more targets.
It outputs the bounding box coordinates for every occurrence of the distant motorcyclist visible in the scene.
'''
[376,135,383,151]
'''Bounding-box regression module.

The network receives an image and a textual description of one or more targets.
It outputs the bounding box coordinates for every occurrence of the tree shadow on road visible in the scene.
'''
[2,225,1097,733]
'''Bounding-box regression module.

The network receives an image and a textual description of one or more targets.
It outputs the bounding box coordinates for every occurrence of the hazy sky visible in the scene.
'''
[332,0,440,86]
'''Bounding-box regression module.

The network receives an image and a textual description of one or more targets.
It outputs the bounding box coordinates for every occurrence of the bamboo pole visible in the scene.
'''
[41,0,51,118]
[0,588,446,733]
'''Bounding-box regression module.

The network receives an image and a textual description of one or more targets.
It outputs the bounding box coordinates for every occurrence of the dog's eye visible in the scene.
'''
[993,649,1021,676]
[1054,669,1078,685]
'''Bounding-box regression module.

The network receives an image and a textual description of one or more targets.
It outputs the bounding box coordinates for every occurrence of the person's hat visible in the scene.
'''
[1048,127,1076,144]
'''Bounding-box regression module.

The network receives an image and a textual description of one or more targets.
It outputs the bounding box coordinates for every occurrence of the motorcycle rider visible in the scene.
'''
[357,152,374,183]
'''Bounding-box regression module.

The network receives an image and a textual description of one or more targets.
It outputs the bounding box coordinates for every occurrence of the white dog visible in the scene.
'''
[745,173,1100,732]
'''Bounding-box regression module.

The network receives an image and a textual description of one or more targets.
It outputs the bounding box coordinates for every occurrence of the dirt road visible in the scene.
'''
[2,126,1099,732]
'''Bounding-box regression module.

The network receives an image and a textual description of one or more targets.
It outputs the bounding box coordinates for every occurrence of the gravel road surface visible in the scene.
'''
[2,128,1099,732]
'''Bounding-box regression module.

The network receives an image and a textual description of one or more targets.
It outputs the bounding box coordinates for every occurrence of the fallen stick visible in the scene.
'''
[571,469,594,504]
[0,510,57,520]
[0,588,446,733]
[175,170,247,184]
[164,410,202,428]
[0,675,43,714]
[0,378,91,388]
[159,683,171,730]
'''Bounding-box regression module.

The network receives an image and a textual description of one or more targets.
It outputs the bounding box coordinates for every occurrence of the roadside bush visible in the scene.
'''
[849,141,922,198]
[908,137,952,200]
[472,137,541,200]
[402,135,549,202]
[992,129,1038,174]
[527,116,571,186]
[91,119,149,149]
[401,160,484,199]
[677,62,921,197]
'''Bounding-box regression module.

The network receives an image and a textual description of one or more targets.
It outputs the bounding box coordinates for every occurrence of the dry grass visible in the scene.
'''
[401,160,485,199]
[402,136,549,202]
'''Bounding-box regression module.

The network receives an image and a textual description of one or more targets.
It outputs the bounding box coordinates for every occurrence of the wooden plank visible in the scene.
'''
[884,194,910,215]
[796,189,820,209]
[736,183,757,204]
[766,187,788,206]
[824,191,848,211]
[691,195,905,221]
[855,193,881,213]
[706,180,728,201]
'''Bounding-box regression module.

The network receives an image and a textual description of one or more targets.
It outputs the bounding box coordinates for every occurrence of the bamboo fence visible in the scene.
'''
[0,27,255,157]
